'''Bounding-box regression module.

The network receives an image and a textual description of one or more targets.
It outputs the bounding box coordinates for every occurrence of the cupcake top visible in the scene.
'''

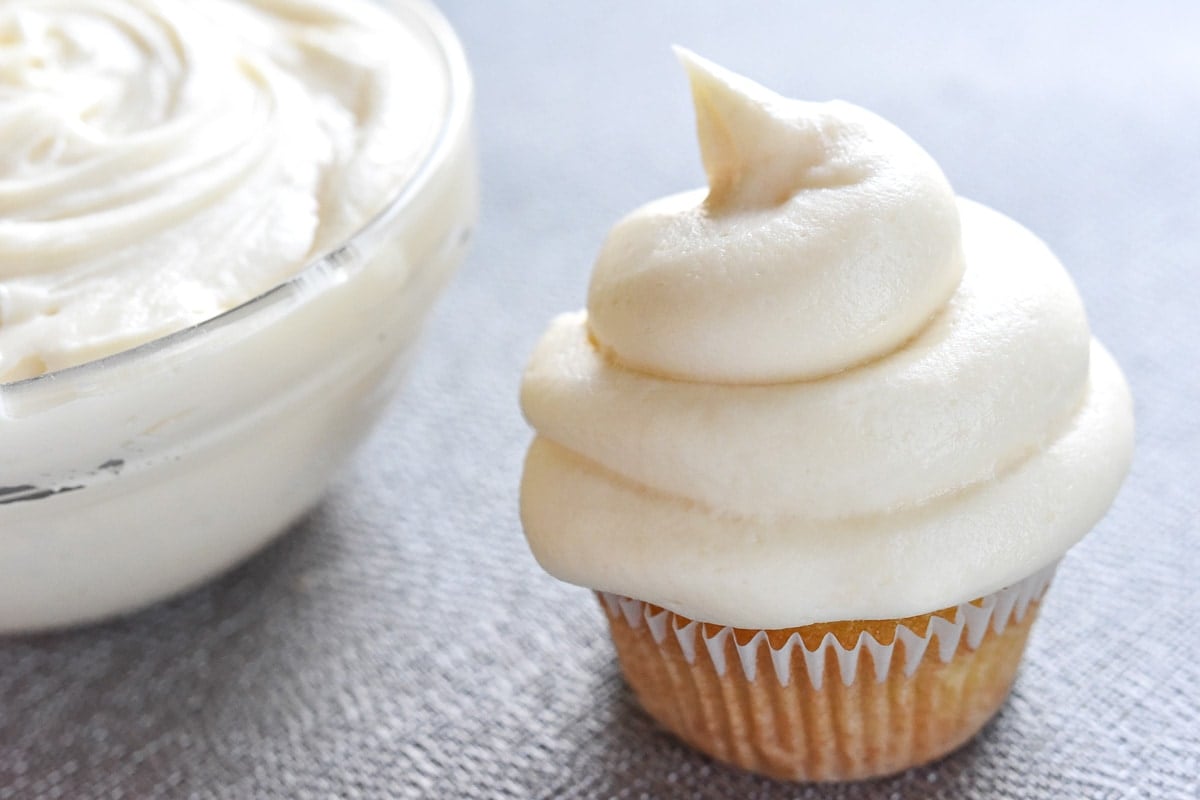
[519,51,1134,629]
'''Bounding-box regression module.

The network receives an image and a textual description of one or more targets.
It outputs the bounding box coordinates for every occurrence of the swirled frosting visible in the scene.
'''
[519,51,1134,629]
[0,0,446,382]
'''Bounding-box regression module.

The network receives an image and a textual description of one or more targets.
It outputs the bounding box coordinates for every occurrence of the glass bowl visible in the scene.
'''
[0,0,477,633]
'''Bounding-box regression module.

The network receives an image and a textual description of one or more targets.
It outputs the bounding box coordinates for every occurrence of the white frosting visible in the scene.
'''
[0,0,446,382]
[587,51,965,384]
[519,51,1134,629]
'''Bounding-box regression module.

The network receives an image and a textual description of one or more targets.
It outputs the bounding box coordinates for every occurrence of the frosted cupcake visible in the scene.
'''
[518,51,1134,782]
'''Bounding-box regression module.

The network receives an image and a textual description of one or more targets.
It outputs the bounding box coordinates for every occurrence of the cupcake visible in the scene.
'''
[518,50,1134,782]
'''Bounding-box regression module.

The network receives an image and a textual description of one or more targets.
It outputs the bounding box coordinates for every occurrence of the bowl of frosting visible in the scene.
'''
[0,0,477,631]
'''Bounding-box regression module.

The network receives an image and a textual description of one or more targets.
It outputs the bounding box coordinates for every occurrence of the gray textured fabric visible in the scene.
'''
[2,2,1197,797]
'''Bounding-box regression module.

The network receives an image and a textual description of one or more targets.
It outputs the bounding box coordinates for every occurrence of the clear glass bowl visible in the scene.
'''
[0,0,477,632]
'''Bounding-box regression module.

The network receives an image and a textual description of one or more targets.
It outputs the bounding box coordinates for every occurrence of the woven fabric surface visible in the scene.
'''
[1,2,1197,797]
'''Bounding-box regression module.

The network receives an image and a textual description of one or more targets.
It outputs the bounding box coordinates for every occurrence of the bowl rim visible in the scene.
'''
[0,0,473,396]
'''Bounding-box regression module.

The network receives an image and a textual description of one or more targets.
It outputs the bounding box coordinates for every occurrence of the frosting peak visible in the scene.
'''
[586,51,966,384]
[677,48,845,211]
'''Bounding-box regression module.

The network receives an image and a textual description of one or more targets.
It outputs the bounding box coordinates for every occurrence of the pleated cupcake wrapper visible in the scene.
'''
[599,560,1058,691]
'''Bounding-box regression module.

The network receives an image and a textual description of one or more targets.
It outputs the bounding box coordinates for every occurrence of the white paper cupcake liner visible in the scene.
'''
[600,560,1057,690]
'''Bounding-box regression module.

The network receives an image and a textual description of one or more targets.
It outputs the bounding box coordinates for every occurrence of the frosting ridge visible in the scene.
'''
[524,200,1090,520]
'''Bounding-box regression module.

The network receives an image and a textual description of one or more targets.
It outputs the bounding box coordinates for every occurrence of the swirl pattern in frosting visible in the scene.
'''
[519,51,1134,629]
[0,0,446,382]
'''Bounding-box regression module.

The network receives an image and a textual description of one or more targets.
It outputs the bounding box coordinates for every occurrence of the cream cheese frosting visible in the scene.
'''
[0,0,446,382]
[519,51,1134,629]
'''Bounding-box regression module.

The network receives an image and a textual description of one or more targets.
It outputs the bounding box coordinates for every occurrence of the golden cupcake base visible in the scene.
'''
[601,588,1044,782]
